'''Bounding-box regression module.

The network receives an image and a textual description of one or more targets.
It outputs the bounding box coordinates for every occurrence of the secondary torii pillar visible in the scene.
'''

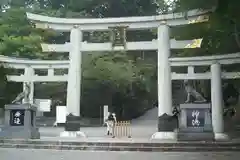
[23,67,34,104]
[211,62,228,140]
[60,25,86,137]
[151,22,176,140]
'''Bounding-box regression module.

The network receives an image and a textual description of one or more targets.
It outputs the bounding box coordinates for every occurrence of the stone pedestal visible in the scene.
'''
[151,114,178,140]
[0,103,40,139]
[177,103,214,141]
[60,114,86,138]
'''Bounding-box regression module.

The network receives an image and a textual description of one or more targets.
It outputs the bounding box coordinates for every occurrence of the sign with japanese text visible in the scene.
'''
[186,109,205,127]
[10,110,25,126]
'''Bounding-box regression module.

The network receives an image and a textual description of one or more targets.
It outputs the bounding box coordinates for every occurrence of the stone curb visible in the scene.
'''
[0,143,240,152]
[0,139,240,152]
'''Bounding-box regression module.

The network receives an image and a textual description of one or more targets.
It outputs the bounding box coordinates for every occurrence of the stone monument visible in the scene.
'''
[176,80,214,141]
[0,82,40,139]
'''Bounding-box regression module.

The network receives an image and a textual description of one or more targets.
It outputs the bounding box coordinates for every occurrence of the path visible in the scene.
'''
[131,107,158,126]
[39,107,158,138]
[0,148,239,160]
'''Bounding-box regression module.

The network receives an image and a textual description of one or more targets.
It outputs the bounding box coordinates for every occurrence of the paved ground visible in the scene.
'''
[39,107,240,139]
[39,123,157,138]
[131,107,158,125]
[39,108,158,138]
[0,108,158,138]
[0,148,239,160]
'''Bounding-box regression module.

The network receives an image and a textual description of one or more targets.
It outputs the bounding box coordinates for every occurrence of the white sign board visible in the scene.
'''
[34,99,51,112]
[103,105,108,122]
[56,106,67,123]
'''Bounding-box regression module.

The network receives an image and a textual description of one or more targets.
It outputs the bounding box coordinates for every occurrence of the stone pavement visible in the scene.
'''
[0,148,239,160]
[39,125,157,138]
[39,108,158,138]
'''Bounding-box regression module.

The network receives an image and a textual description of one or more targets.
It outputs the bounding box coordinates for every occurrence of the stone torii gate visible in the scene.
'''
[0,55,68,103]
[170,53,240,140]
[3,52,240,140]
[26,9,213,138]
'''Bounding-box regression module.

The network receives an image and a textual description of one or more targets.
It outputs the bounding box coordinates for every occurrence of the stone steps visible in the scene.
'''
[177,132,214,141]
[1,139,240,152]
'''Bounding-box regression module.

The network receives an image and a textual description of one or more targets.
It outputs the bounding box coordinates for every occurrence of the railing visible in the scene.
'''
[112,121,131,138]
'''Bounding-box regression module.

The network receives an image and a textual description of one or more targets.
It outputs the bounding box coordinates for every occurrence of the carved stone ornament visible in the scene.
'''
[184,80,207,103]
[11,82,31,104]
[109,26,128,49]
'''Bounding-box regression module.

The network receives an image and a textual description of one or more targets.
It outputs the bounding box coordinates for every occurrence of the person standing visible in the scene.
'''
[105,112,116,136]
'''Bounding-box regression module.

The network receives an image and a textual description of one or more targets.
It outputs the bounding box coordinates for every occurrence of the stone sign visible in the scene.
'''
[186,109,205,127]
[177,103,214,141]
[10,109,25,126]
[0,103,40,139]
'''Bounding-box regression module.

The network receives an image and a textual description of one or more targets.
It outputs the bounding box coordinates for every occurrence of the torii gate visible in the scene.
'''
[3,52,240,140]
[25,8,215,138]
[0,55,68,104]
[170,53,240,140]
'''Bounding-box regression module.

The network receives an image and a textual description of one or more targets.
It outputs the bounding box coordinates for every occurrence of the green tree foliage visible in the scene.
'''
[80,52,156,118]
[0,64,9,107]
[0,64,22,108]
[169,0,240,55]
[0,7,58,59]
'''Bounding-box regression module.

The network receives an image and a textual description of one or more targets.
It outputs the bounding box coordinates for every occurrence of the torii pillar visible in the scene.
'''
[151,22,176,140]
[23,67,34,104]
[211,62,229,140]
[60,25,86,137]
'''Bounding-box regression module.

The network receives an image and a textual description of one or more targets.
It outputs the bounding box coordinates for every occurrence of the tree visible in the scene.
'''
[80,52,155,119]
[0,7,59,59]
[0,64,23,108]
[168,0,240,55]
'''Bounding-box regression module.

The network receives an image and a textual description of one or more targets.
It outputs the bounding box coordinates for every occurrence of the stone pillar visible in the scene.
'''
[66,26,82,116]
[211,62,228,140]
[23,67,34,104]
[62,25,85,137]
[151,22,176,140]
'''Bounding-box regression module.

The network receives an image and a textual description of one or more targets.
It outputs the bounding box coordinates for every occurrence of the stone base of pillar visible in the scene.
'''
[60,131,86,138]
[151,132,177,140]
[214,133,229,141]
[61,114,86,137]
[157,114,178,131]
[151,114,178,140]
[64,114,81,131]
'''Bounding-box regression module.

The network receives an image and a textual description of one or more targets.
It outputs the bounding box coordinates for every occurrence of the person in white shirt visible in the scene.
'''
[105,112,117,136]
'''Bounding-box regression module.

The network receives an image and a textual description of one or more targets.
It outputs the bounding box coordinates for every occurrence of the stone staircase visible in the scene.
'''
[1,138,240,152]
